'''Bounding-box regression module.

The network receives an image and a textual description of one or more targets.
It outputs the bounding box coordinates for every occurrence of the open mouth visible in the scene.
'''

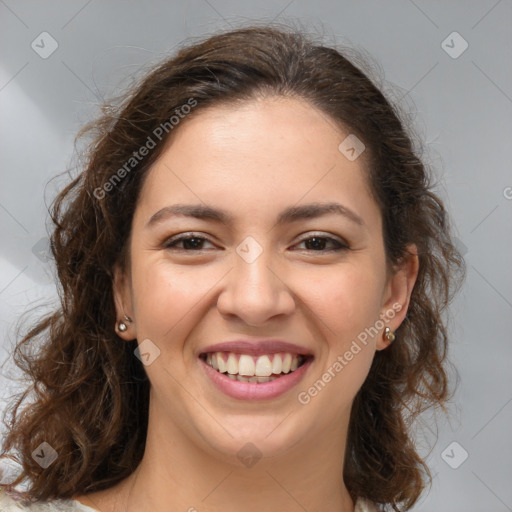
[199,351,312,383]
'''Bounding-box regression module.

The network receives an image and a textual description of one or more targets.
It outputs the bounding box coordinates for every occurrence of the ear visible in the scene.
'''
[376,244,419,350]
[112,262,136,340]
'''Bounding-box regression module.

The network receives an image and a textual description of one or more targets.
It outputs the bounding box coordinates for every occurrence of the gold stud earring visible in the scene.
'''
[384,327,396,343]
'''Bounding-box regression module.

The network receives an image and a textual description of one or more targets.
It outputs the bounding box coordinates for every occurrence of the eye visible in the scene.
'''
[162,233,216,251]
[162,233,349,253]
[292,235,349,253]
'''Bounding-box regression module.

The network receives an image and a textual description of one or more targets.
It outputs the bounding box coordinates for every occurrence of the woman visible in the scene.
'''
[0,24,465,512]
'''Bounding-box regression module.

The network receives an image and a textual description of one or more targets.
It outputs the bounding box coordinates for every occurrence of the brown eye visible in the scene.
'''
[293,236,349,252]
[163,234,216,251]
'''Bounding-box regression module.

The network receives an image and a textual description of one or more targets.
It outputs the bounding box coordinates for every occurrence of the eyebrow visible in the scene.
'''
[145,201,365,229]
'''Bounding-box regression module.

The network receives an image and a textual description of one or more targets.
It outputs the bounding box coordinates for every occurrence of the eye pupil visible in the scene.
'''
[183,237,203,249]
[305,237,326,251]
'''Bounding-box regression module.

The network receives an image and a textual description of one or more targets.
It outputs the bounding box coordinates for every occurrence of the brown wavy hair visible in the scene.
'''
[0,23,465,511]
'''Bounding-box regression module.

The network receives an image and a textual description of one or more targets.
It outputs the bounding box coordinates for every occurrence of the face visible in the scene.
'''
[113,96,417,464]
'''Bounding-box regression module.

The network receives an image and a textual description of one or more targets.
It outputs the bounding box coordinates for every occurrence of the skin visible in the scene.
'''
[74,96,418,512]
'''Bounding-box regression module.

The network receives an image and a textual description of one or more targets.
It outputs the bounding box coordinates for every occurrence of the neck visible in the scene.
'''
[78,397,355,512]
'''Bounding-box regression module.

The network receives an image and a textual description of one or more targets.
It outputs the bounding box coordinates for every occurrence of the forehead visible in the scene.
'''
[135,96,380,231]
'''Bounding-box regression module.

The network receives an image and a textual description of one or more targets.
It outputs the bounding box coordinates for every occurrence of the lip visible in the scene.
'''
[197,339,314,357]
[199,355,313,400]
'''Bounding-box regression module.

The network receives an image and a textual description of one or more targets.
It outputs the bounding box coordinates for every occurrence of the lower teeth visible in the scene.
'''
[225,373,280,383]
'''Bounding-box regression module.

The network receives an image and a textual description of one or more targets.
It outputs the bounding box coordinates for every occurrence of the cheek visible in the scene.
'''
[302,260,385,341]
[301,265,382,412]
[130,255,219,340]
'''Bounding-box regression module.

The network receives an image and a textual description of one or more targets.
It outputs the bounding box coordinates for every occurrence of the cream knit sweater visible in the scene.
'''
[0,488,380,511]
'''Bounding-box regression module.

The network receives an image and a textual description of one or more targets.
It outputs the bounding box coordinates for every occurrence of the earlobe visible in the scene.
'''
[376,244,419,350]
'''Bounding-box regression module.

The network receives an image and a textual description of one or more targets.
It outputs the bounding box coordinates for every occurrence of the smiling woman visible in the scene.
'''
[0,24,465,512]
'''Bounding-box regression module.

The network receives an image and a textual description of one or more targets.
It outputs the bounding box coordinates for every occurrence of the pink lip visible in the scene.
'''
[197,339,313,357]
[199,356,313,400]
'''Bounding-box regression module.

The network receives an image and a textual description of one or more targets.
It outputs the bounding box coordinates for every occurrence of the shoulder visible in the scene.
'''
[0,487,98,511]
[355,497,382,512]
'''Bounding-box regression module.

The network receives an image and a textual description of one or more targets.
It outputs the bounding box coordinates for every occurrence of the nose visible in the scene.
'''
[216,244,296,326]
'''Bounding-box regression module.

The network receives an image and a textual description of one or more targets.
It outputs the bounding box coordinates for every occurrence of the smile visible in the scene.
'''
[199,351,313,400]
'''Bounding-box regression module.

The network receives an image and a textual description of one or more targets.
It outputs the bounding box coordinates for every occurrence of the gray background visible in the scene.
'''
[1,1,511,510]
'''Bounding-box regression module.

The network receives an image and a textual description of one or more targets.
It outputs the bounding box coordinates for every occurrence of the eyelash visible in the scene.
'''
[162,233,349,253]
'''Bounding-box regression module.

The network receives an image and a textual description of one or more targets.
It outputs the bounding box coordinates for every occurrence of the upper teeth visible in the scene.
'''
[205,352,303,377]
